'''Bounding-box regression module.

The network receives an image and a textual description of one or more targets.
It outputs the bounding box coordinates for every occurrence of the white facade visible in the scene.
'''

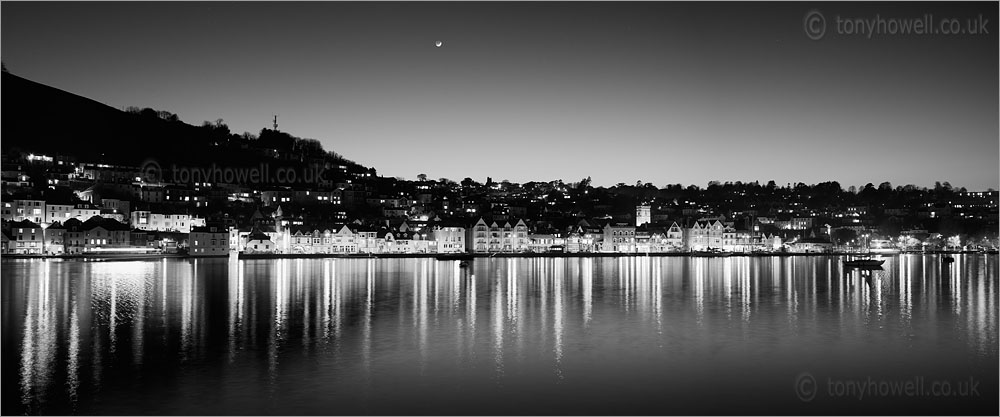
[431,225,466,253]
[636,205,651,227]
[131,211,206,233]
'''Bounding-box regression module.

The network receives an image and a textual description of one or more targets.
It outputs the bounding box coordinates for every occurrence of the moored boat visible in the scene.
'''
[843,258,885,267]
[436,253,474,261]
[692,249,733,257]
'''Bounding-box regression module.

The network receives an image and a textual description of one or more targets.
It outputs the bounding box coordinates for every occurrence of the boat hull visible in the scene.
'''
[436,253,475,261]
[843,259,885,267]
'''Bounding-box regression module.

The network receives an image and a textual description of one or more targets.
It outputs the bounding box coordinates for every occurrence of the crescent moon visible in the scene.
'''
[435,41,443,47]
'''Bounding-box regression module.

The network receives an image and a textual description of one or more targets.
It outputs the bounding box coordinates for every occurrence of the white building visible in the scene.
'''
[131,211,206,233]
[636,205,651,227]
[430,223,466,253]
[465,218,528,253]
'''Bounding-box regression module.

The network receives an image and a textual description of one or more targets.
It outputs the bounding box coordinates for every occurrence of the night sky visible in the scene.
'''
[2,2,997,190]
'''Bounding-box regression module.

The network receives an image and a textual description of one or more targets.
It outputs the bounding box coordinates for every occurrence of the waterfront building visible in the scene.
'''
[8,220,43,254]
[289,226,331,254]
[353,225,381,253]
[331,224,358,253]
[636,225,678,252]
[564,220,603,253]
[131,211,206,233]
[190,226,230,256]
[635,227,654,252]
[430,221,466,253]
[44,222,66,254]
[383,231,423,253]
[603,222,636,252]
[59,217,131,253]
[528,233,565,252]
[82,218,131,251]
[723,229,756,252]
[465,218,529,253]
[686,219,726,251]
[243,228,276,253]
[666,222,684,249]
[788,235,834,253]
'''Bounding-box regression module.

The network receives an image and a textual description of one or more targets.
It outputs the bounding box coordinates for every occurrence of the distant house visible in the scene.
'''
[666,222,684,249]
[72,203,101,222]
[353,225,381,253]
[131,229,150,248]
[44,222,66,255]
[0,202,12,222]
[763,234,783,251]
[45,203,75,224]
[61,217,131,253]
[685,219,727,251]
[14,199,46,224]
[465,218,528,253]
[430,221,466,253]
[287,224,366,254]
[85,217,131,250]
[788,232,833,253]
[99,208,127,224]
[190,225,229,257]
[602,223,636,253]
[131,210,206,233]
[243,229,275,254]
[9,220,44,254]
[528,233,565,253]
[331,225,358,253]
[101,198,131,218]
[1,230,9,254]
[565,220,602,253]
[63,219,86,254]
[289,226,331,254]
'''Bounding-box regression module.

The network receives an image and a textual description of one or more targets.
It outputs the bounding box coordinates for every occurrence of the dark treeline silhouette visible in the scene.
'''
[600,179,973,209]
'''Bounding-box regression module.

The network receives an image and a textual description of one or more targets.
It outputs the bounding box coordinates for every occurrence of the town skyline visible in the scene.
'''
[1,66,995,193]
[3,3,998,416]
[3,1,997,190]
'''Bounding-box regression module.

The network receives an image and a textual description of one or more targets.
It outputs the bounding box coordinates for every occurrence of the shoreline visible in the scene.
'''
[1,250,996,261]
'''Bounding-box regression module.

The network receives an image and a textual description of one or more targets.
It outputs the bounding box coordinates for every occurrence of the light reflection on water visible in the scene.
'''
[2,255,997,415]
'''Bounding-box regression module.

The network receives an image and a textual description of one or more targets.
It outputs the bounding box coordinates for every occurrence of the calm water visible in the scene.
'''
[2,255,997,415]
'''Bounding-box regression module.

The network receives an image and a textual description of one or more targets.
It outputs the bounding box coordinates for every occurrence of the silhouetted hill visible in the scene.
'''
[3,71,199,164]
[1,71,368,180]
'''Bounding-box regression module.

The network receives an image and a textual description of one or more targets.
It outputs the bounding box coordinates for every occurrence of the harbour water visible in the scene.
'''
[2,255,997,415]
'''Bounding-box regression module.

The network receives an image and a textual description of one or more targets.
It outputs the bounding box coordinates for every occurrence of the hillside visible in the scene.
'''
[1,70,368,179]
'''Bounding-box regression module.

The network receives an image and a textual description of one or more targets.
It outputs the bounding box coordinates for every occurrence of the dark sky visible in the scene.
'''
[3,2,997,190]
